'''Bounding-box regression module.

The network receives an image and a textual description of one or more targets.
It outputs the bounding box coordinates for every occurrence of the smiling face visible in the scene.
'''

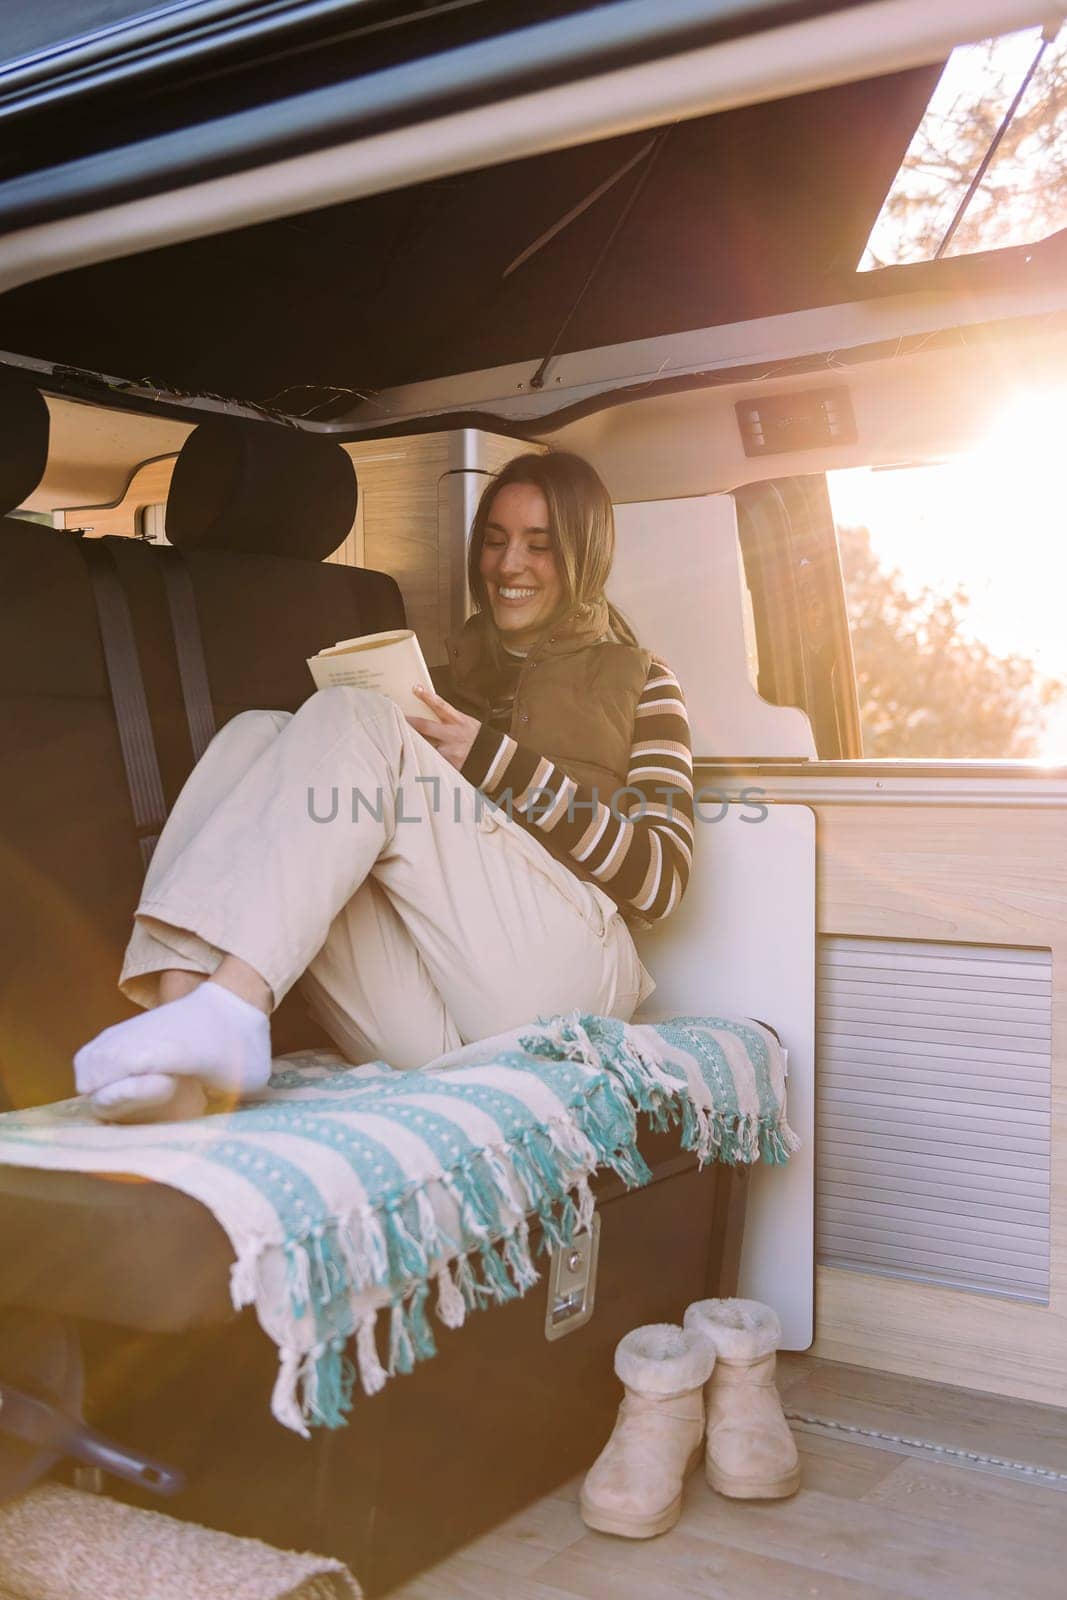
[478,481,565,649]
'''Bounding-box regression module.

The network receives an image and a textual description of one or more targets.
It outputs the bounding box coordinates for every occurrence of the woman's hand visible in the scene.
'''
[406,686,481,771]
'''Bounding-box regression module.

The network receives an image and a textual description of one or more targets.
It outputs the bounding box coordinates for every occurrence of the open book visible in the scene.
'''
[307,629,440,719]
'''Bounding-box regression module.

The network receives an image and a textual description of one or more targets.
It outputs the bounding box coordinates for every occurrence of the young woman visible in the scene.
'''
[74,452,695,1119]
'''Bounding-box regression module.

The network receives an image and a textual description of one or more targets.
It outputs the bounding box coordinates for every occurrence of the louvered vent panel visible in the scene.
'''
[817,938,1051,1303]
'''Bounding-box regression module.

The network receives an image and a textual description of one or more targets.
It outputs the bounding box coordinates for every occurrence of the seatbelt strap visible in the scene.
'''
[78,537,167,870]
[156,547,217,762]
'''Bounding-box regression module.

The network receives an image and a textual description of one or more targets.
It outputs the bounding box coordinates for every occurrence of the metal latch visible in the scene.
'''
[544,1214,600,1341]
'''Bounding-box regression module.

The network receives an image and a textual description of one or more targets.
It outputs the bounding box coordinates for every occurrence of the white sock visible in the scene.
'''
[74,982,272,1099]
[90,1073,208,1124]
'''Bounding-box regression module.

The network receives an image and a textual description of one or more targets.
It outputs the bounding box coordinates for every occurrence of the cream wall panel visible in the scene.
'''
[611,497,816,759]
[813,804,1067,1406]
[635,805,816,1348]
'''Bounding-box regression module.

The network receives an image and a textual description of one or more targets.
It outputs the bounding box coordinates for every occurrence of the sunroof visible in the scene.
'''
[860,23,1067,270]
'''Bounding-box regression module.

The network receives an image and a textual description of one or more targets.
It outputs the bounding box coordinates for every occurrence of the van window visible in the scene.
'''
[827,386,1067,760]
[860,23,1067,268]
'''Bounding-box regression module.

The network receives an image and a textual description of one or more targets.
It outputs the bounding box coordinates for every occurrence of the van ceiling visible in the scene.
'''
[0,3,880,200]
[0,66,943,412]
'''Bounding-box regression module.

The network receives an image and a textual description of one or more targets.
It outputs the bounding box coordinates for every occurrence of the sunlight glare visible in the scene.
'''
[973,384,1067,462]
[828,380,1067,759]
[966,384,1067,551]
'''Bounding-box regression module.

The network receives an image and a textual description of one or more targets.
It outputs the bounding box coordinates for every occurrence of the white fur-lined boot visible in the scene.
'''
[580,1324,716,1538]
[683,1298,800,1500]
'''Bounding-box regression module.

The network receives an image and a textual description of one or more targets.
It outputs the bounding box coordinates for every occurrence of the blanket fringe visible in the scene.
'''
[454,1251,479,1309]
[503,1229,540,1293]
[356,1315,388,1395]
[229,1235,268,1311]
[434,1263,467,1328]
[408,1282,436,1360]
[540,1010,799,1172]
[263,1010,797,1432]
[389,1299,415,1375]
[308,1337,356,1429]
[271,1347,311,1439]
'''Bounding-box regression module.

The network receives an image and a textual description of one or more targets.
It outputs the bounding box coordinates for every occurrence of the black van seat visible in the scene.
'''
[0,416,403,1112]
[0,407,403,1327]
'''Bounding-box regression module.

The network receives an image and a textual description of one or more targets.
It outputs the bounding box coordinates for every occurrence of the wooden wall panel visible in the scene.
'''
[324,482,365,570]
[60,457,176,536]
[816,806,1067,947]
[812,803,1067,1405]
[346,436,451,664]
[480,435,540,476]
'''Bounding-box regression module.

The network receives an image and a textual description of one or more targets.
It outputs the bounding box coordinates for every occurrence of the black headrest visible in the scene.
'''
[166,418,357,560]
[0,370,50,516]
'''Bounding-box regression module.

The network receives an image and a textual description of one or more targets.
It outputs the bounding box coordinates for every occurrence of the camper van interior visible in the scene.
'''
[0,0,1066,1595]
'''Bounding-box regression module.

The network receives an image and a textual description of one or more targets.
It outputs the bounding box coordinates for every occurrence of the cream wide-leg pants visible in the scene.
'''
[119,687,655,1069]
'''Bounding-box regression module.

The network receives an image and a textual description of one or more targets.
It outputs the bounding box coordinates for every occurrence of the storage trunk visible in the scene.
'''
[79,1132,746,1594]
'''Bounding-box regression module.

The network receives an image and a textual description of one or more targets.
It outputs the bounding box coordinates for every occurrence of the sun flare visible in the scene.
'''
[828,381,1067,760]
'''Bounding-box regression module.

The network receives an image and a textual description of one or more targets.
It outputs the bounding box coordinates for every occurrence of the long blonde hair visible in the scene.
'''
[467,451,638,648]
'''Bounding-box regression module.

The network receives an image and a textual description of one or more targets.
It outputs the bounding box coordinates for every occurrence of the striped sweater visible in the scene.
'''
[460,659,694,925]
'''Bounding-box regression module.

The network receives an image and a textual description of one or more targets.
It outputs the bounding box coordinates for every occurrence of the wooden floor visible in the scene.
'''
[390,1355,1067,1599]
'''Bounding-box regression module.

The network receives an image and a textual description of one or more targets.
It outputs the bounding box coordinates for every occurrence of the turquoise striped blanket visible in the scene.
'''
[0,1014,795,1435]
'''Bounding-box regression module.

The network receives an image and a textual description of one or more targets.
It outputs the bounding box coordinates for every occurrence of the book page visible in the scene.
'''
[307,629,440,719]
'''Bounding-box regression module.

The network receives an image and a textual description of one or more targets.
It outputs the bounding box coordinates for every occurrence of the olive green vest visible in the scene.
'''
[439,598,651,797]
